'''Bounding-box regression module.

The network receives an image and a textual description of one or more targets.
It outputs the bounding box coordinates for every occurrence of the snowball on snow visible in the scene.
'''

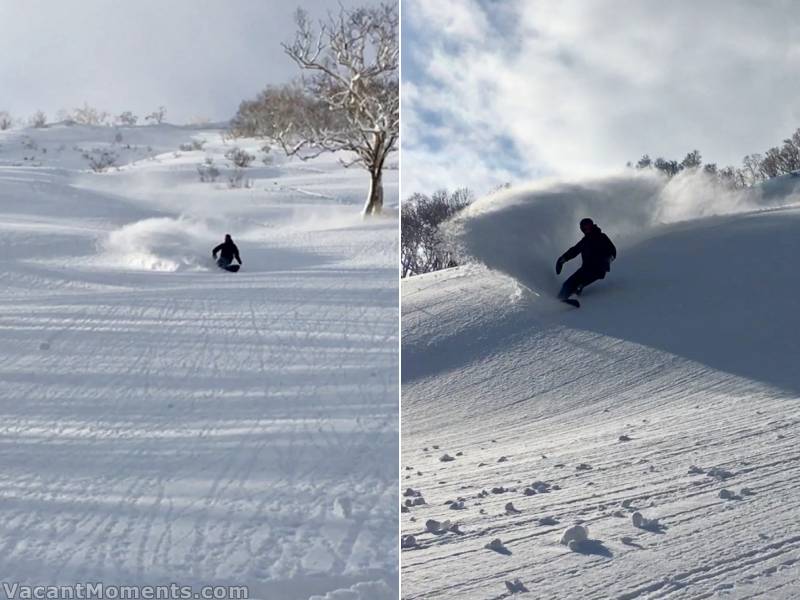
[560,525,588,546]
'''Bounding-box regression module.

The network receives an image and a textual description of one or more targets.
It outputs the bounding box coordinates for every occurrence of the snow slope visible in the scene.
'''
[401,171,800,599]
[0,124,398,599]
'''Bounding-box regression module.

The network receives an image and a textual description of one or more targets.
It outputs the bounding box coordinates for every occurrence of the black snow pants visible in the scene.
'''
[558,267,605,300]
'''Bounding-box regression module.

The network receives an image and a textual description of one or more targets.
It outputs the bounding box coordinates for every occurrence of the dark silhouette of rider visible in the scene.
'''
[212,234,242,269]
[556,218,616,301]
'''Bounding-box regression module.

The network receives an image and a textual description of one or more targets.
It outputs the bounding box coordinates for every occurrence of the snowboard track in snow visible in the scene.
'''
[0,125,398,599]
[402,176,800,599]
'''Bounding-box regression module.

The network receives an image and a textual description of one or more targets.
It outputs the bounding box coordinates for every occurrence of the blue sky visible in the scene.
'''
[402,0,800,196]
[0,0,377,125]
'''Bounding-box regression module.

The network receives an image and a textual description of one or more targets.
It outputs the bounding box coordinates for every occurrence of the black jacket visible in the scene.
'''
[561,226,616,275]
[213,237,241,263]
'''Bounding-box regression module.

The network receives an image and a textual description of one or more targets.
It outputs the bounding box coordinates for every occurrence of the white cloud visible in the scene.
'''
[407,0,488,40]
[402,0,800,196]
[0,0,380,123]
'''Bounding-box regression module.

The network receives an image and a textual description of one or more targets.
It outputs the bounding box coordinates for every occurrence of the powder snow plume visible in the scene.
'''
[447,169,800,295]
[99,216,218,272]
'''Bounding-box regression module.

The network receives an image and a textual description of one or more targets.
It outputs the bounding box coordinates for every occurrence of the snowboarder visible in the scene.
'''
[212,234,242,272]
[555,218,616,307]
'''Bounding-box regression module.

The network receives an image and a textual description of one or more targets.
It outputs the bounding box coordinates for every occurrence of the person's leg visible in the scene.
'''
[576,270,604,295]
[558,270,584,300]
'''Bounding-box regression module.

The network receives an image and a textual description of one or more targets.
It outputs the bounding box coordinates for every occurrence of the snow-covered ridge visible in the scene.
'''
[0,124,398,273]
[447,169,800,297]
[0,123,398,598]
[402,174,800,598]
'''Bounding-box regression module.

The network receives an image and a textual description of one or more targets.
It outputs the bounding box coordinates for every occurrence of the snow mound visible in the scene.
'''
[99,216,217,271]
[448,169,800,295]
[559,524,589,546]
[632,512,661,531]
[425,519,451,534]
[505,578,528,593]
[307,580,395,600]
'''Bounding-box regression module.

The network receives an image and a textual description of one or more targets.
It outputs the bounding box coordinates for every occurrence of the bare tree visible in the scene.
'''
[760,129,800,178]
[401,189,473,277]
[224,147,256,168]
[653,157,681,177]
[71,102,110,126]
[278,2,398,217]
[145,106,167,124]
[718,165,746,189]
[86,150,118,172]
[30,110,47,128]
[740,153,765,186]
[680,149,702,170]
[116,111,139,126]
[230,82,327,139]
[0,111,12,130]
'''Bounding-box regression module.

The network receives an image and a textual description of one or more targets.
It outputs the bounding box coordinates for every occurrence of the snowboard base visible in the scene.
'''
[562,298,580,308]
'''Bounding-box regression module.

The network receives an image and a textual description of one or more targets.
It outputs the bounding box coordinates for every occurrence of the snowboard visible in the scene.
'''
[219,263,240,273]
[562,298,580,308]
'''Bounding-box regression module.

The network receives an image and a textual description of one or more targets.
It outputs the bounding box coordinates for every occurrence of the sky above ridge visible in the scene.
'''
[1,0,377,125]
[402,0,800,196]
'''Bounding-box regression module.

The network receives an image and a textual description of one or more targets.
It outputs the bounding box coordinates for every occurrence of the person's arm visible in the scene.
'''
[233,244,241,264]
[562,240,583,262]
[556,239,583,273]
[212,243,222,258]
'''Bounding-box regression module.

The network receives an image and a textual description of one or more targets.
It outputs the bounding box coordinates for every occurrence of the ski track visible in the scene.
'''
[0,125,398,597]
[401,210,800,599]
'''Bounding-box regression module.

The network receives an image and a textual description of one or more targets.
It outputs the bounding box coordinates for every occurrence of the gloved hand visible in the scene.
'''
[555,256,565,274]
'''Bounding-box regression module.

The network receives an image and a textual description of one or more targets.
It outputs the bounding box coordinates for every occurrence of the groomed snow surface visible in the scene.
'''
[0,124,398,599]
[401,170,800,599]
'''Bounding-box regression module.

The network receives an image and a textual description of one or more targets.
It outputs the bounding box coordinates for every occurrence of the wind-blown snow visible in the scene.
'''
[99,217,218,271]
[402,174,800,598]
[448,169,800,296]
[0,124,398,598]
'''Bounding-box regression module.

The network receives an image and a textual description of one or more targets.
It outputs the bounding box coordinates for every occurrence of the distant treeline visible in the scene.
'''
[402,127,800,279]
[0,105,172,129]
[630,126,800,187]
[401,188,475,278]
